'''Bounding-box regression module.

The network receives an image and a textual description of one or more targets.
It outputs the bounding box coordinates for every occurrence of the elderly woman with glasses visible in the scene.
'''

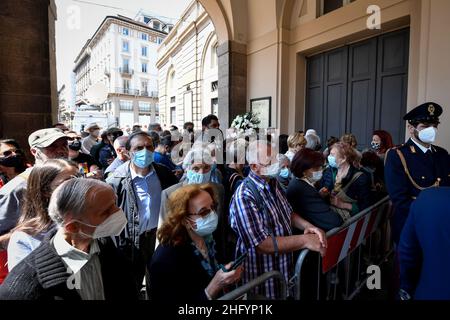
[150,184,242,301]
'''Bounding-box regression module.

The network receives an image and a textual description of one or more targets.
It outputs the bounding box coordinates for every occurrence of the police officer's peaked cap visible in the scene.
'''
[403,102,443,124]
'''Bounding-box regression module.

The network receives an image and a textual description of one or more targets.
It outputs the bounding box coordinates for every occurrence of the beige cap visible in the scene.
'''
[28,128,68,148]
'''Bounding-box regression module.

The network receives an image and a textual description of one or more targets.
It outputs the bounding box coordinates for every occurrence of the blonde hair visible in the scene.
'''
[287,132,307,149]
[341,133,358,148]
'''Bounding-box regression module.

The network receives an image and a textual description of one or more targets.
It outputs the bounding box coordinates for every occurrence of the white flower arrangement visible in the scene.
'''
[230,111,261,131]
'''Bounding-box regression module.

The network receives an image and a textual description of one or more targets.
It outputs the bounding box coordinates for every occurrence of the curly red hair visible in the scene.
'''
[373,130,394,154]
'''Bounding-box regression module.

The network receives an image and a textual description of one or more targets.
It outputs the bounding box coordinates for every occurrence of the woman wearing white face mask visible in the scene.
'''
[150,184,243,301]
[286,149,343,231]
[321,142,372,222]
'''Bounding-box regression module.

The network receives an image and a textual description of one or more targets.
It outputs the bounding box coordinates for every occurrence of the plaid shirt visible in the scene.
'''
[229,171,293,299]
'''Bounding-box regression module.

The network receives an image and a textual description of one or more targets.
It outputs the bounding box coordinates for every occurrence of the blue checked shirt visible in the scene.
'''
[229,171,293,299]
[130,165,162,234]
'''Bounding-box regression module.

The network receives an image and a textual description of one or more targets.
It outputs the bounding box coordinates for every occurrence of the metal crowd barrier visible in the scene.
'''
[218,270,287,300]
[291,196,393,300]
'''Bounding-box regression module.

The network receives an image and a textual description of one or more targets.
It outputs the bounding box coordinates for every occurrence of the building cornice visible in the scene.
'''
[74,15,169,70]
[156,11,210,69]
[160,0,198,46]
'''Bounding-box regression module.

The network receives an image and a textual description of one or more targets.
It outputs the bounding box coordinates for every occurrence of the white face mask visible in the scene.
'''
[309,170,323,183]
[70,209,127,239]
[417,127,437,144]
[260,162,280,177]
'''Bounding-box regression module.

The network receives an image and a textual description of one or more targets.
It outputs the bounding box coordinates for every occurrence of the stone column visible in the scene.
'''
[0,0,56,156]
[217,41,247,128]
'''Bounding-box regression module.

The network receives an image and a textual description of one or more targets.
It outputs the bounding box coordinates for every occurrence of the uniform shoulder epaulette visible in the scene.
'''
[391,143,405,150]
[392,146,441,190]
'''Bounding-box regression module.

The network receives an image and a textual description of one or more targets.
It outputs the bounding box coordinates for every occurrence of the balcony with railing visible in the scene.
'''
[119,67,134,77]
[115,87,139,95]
[139,91,159,98]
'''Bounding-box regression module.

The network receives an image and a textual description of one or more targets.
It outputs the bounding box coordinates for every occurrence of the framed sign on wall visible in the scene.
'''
[250,97,271,128]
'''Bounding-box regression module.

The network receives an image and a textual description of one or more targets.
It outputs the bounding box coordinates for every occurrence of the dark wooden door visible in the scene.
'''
[375,29,410,145]
[305,28,410,148]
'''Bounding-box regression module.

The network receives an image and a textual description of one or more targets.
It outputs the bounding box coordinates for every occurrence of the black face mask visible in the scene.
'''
[187,128,194,133]
[69,141,82,151]
[0,155,24,168]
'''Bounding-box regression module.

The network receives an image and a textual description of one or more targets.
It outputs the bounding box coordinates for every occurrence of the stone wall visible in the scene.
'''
[0,0,56,159]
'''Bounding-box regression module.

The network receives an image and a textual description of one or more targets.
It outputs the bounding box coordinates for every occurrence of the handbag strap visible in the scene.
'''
[340,171,363,194]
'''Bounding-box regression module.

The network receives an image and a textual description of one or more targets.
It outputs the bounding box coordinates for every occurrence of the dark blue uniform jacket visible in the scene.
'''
[399,187,450,300]
[385,138,450,243]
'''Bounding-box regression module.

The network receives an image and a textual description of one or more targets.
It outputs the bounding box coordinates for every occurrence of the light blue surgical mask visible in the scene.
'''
[279,167,290,179]
[327,155,338,168]
[132,149,154,168]
[194,211,218,237]
[186,169,212,184]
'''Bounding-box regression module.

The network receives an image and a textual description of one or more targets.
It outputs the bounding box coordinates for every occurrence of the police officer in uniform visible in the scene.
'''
[385,102,450,244]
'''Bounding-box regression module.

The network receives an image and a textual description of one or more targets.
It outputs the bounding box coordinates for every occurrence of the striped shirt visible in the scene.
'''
[229,171,293,299]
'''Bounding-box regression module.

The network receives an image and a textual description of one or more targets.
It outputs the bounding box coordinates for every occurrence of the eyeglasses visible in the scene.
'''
[67,137,81,141]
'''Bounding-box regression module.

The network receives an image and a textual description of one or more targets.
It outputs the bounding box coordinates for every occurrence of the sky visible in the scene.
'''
[55,0,191,103]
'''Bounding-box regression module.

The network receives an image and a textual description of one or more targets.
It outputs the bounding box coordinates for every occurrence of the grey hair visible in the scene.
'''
[48,178,112,227]
[305,134,320,150]
[182,147,214,169]
[113,135,128,150]
[277,153,290,166]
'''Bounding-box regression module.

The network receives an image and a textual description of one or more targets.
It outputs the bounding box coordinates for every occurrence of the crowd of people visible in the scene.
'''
[0,101,449,300]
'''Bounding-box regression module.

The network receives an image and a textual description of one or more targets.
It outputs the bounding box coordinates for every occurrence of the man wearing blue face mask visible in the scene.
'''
[106,131,178,296]
[385,102,450,245]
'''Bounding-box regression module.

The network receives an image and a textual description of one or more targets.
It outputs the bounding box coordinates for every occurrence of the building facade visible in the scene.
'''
[3,0,450,153]
[180,0,450,151]
[157,1,219,129]
[73,14,173,128]
[57,84,70,125]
